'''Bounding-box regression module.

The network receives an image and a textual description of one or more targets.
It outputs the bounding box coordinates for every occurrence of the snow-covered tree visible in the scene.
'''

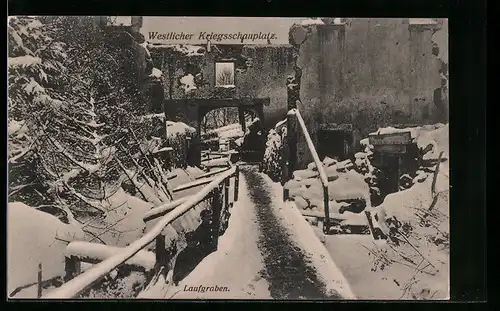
[8,16,169,218]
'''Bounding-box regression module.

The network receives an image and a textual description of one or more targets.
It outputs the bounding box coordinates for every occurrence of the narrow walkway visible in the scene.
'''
[140,165,353,299]
[241,166,337,299]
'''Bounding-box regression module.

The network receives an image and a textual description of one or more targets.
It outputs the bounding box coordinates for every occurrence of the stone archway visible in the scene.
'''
[164,98,268,166]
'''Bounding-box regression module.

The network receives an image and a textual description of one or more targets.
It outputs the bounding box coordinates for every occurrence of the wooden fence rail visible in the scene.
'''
[42,166,239,299]
[286,109,330,234]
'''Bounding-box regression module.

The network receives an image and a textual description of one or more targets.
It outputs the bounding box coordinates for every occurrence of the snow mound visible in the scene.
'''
[7,202,84,297]
[328,170,371,202]
[207,123,245,139]
[166,121,195,138]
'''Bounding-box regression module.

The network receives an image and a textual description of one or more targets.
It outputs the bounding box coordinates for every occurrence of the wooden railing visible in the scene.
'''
[42,165,240,299]
[284,109,330,234]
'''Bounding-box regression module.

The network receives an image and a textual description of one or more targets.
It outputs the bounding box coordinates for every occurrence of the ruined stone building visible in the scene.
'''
[95,17,448,167]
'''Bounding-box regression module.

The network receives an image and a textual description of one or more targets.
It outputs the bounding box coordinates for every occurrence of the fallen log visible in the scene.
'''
[65,241,156,270]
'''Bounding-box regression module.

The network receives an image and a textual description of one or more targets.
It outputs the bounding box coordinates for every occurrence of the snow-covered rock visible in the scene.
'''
[327,170,370,202]
[293,169,319,181]
[323,156,337,167]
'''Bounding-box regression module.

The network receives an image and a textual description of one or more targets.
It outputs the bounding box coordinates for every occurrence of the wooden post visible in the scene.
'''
[233,165,239,202]
[210,187,223,251]
[238,106,246,133]
[397,156,403,191]
[283,188,290,201]
[185,137,192,168]
[155,233,167,267]
[224,177,230,210]
[364,211,379,240]
[64,256,81,282]
[323,185,330,234]
[37,263,43,298]
[287,112,297,183]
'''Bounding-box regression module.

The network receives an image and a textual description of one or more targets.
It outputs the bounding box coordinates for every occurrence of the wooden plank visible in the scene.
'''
[369,131,412,146]
[196,167,231,179]
[301,210,368,224]
[318,123,353,132]
[373,144,407,154]
[42,166,236,299]
[201,158,230,168]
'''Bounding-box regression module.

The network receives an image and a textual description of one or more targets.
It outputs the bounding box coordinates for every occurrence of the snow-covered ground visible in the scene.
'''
[7,202,85,298]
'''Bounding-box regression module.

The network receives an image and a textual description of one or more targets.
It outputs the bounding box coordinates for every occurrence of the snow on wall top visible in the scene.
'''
[300,18,325,26]
[148,44,205,56]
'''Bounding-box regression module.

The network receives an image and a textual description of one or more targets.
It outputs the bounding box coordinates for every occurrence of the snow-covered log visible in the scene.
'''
[65,241,156,270]
[142,196,191,222]
[201,157,231,169]
[196,167,231,180]
[172,177,216,193]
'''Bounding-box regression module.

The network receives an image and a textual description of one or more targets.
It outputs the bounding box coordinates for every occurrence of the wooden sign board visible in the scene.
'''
[318,123,353,132]
[369,131,412,146]
[373,144,407,155]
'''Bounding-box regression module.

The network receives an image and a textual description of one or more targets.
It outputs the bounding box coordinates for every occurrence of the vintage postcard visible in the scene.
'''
[7,16,449,300]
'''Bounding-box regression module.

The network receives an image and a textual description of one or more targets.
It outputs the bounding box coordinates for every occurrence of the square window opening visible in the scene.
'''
[215,62,235,88]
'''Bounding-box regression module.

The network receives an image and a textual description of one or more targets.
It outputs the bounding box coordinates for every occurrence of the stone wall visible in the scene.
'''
[292,18,448,167]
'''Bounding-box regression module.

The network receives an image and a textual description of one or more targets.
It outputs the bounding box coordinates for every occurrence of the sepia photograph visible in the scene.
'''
[7,16,449,300]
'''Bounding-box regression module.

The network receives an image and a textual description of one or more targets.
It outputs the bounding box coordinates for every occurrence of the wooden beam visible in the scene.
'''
[143,196,191,222]
[369,132,412,146]
[196,167,231,179]
[172,177,215,193]
[301,210,368,223]
[65,242,156,270]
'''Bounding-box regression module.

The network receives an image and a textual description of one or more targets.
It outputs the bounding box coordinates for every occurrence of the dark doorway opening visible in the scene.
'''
[317,124,355,160]
[375,154,400,197]
[239,118,266,163]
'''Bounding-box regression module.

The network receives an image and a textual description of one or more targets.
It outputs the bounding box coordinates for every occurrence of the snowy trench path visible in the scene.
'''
[241,166,340,299]
[143,165,354,300]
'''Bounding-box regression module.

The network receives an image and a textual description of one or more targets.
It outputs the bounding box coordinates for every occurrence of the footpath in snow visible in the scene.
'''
[141,165,355,299]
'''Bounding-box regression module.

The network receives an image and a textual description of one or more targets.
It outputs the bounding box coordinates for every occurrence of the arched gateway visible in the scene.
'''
[164,98,268,166]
